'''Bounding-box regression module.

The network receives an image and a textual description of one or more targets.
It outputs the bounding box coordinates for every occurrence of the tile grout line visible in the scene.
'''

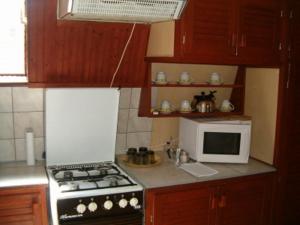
[124,88,132,150]
[11,87,17,161]
[13,110,44,113]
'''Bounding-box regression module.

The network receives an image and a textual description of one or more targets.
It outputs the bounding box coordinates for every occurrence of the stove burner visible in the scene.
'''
[103,175,123,187]
[87,166,111,176]
[63,171,73,180]
[60,182,79,192]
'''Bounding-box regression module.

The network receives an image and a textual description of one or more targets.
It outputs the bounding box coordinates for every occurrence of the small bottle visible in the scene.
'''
[126,148,137,163]
[164,141,172,159]
[175,148,182,166]
[134,152,143,165]
[148,150,155,164]
[180,151,189,163]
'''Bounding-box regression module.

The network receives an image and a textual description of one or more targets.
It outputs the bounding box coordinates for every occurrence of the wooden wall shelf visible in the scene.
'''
[147,111,243,118]
[151,83,244,88]
[138,65,246,118]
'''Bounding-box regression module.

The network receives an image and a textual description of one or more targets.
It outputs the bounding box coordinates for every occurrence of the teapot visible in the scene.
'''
[191,91,217,113]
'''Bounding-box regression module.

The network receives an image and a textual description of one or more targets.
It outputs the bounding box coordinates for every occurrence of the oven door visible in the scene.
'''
[60,212,143,225]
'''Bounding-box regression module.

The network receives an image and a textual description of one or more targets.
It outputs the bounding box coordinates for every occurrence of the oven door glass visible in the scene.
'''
[203,132,241,155]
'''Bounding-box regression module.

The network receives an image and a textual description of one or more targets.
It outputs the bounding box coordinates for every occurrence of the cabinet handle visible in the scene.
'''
[287,63,291,89]
[211,196,218,209]
[240,34,246,47]
[230,33,236,48]
[231,33,238,56]
[218,195,227,208]
[182,33,186,45]
[150,215,154,224]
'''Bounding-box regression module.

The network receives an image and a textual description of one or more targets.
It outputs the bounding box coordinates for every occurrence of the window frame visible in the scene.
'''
[0,0,28,86]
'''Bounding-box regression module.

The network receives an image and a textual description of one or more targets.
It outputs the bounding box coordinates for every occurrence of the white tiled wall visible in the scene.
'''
[0,87,44,162]
[0,87,152,161]
[116,88,153,154]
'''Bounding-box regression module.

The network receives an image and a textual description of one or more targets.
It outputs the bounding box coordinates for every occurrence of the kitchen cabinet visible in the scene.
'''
[176,0,236,63]
[0,185,48,225]
[147,0,281,66]
[278,0,300,224]
[236,0,281,64]
[27,0,150,87]
[145,174,274,225]
[146,183,215,225]
[217,176,273,225]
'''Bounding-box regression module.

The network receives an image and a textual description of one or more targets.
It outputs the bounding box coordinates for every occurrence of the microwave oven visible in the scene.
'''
[179,118,251,163]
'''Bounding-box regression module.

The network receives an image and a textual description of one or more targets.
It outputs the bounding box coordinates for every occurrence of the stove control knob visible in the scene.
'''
[129,197,139,207]
[118,198,128,208]
[76,203,87,214]
[103,200,113,210]
[88,202,98,212]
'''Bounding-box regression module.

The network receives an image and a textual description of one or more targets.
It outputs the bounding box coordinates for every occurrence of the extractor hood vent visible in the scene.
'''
[58,0,187,23]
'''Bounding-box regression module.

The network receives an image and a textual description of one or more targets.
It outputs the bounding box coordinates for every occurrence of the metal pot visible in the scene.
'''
[196,100,215,113]
[193,91,216,113]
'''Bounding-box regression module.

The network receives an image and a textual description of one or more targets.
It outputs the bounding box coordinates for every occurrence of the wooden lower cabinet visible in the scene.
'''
[145,173,274,225]
[0,185,48,225]
[217,175,273,225]
[146,184,215,225]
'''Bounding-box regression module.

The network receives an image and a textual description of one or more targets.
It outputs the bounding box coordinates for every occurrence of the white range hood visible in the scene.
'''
[57,0,187,23]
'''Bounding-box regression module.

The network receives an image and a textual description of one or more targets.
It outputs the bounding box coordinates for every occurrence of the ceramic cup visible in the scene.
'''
[156,72,167,83]
[220,100,235,112]
[210,72,222,84]
[180,100,192,112]
[161,100,171,112]
[179,72,190,83]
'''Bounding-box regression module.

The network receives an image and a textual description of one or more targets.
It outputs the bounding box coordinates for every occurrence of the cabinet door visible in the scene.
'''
[146,185,216,225]
[177,0,236,63]
[27,0,149,87]
[217,175,273,225]
[237,0,280,65]
[0,186,48,225]
[282,1,300,224]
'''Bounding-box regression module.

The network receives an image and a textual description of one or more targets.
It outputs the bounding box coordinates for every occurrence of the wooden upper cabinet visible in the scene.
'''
[237,0,280,64]
[161,0,280,66]
[27,0,150,87]
[176,0,236,62]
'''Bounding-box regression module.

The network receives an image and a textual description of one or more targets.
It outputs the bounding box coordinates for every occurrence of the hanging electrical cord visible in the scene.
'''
[110,23,136,88]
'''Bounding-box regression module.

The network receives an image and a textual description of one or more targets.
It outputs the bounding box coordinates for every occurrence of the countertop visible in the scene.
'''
[0,161,48,188]
[117,152,276,189]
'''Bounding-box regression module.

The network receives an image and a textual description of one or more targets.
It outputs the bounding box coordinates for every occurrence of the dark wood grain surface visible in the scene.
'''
[27,0,150,87]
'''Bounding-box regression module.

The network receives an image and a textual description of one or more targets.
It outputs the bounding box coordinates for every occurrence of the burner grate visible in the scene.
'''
[58,174,137,192]
[52,163,121,182]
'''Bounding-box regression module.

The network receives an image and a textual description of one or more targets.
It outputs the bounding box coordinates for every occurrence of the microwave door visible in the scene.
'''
[203,132,241,155]
[198,124,251,163]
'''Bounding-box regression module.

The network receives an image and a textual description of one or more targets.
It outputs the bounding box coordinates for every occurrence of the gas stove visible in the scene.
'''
[47,162,143,225]
[45,89,144,225]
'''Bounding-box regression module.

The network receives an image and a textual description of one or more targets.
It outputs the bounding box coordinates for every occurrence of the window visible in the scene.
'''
[0,0,27,83]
